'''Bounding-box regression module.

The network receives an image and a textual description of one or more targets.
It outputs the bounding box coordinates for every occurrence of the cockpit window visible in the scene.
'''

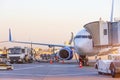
[74,35,92,39]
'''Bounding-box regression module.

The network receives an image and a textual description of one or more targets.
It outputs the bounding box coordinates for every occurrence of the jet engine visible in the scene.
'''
[58,47,73,60]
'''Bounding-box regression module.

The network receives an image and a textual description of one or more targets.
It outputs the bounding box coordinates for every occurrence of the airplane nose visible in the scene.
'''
[74,39,88,48]
[74,38,93,53]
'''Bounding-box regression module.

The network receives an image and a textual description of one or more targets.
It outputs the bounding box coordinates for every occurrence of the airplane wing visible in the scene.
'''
[9,28,74,48]
[11,40,74,48]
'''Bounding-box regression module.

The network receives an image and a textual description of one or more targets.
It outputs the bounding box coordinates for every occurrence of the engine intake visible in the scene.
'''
[58,47,73,60]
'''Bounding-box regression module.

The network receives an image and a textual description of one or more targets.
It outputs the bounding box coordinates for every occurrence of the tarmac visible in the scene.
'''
[0,61,120,80]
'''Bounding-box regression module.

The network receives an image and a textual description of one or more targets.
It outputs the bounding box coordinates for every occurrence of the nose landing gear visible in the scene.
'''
[79,55,89,66]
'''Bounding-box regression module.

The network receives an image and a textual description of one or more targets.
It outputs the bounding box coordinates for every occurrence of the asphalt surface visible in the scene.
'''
[0,62,120,80]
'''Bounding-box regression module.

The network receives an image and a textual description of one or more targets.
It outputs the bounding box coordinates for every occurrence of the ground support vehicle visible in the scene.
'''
[0,49,13,70]
[95,54,120,78]
[0,61,13,70]
[8,47,34,63]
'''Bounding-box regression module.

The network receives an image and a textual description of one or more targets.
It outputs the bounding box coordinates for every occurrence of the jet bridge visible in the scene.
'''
[84,20,120,47]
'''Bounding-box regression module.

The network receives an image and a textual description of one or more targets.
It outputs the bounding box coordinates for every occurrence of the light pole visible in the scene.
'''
[110,0,114,22]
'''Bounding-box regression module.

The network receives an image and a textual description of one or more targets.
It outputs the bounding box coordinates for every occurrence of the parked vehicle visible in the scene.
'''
[0,61,13,70]
[8,46,34,63]
[0,49,13,70]
[95,54,120,78]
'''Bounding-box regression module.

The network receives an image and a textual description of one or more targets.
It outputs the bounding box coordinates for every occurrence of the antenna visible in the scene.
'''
[110,0,114,22]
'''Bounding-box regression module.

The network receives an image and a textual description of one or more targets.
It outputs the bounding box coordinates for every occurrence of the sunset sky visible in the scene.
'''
[0,0,120,48]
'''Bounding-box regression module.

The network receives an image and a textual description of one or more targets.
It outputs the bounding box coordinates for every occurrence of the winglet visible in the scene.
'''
[68,32,74,45]
[9,28,12,41]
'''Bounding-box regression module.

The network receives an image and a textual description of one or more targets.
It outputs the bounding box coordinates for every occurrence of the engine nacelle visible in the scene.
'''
[58,47,73,60]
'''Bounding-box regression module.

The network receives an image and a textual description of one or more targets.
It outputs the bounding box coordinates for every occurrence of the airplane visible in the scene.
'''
[4,14,118,65]
[7,25,105,66]
[8,19,120,66]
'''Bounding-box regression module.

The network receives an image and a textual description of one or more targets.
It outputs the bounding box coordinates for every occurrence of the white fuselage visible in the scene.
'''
[74,29,98,56]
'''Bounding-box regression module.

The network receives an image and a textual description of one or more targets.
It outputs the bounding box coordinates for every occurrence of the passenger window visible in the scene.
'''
[104,29,107,35]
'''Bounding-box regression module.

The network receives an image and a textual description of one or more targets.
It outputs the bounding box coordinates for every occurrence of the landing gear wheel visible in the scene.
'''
[79,55,88,66]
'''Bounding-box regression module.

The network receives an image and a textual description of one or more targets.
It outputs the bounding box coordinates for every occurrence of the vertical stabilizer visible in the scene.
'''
[9,28,12,41]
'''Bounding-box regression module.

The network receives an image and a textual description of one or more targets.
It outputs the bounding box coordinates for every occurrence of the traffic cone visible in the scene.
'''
[50,59,53,64]
[62,60,64,64]
[79,61,82,68]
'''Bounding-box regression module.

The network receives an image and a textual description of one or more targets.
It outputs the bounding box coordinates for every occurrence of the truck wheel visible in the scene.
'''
[28,58,33,63]
[111,68,116,78]
[98,71,102,75]
[22,59,25,63]
[10,61,14,64]
[7,68,13,70]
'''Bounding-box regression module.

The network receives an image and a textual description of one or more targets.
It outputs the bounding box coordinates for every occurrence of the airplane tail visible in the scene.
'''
[9,28,12,41]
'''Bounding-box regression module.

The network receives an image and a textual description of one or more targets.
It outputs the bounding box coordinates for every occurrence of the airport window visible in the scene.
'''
[104,29,107,35]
